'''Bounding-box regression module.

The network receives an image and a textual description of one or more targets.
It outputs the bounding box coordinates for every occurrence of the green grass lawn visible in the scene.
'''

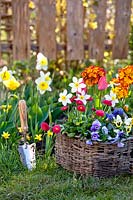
[0,157,133,200]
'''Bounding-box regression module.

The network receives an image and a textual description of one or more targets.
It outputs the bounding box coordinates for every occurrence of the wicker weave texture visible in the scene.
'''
[55,134,133,177]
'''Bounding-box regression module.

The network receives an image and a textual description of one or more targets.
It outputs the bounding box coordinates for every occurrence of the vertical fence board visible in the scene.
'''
[67,0,84,60]
[38,0,56,59]
[112,0,132,59]
[89,0,107,61]
[12,0,30,60]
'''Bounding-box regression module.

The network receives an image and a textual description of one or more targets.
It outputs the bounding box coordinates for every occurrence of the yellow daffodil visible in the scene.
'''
[3,77,20,90]
[2,132,10,139]
[47,130,53,137]
[35,134,42,141]
[0,66,12,82]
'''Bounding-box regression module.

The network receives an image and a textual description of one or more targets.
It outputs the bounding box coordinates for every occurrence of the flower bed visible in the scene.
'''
[55,134,133,177]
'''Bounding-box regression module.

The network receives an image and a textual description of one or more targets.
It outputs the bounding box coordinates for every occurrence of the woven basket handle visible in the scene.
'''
[18,100,28,142]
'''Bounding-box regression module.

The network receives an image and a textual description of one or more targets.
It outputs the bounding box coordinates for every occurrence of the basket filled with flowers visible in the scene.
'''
[55,65,133,177]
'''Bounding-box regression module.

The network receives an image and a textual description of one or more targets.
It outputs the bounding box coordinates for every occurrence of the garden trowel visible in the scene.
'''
[18,100,36,170]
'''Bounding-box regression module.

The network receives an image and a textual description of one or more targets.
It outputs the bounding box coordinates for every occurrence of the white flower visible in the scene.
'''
[104,90,119,107]
[40,71,52,84]
[0,66,12,82]
[69,77,86,93]
[76,91,90,105]
[36,53,48,71]
[114,115,123,127]
[124,118,133,126]
[58,89,72,106]
[35,76,52,94]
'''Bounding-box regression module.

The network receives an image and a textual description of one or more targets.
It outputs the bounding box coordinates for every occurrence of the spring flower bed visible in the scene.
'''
[55,65,133,177]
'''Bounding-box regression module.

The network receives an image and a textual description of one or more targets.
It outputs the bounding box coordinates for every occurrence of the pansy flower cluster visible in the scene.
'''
[57,65,133,147]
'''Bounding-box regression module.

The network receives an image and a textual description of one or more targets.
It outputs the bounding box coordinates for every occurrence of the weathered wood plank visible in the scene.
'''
[67,0,84,60]
[88,0,107,61]
[112,0,132,59]
[12,0,30,60]
[37,0,56,59]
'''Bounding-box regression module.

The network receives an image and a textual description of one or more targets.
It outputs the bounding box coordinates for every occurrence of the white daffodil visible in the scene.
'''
[114,115,123,127]
[36,52,48,71]
[58,89,72,106]
[40,71,52,84]
[76,91,90,105]
[104,90,119,107]
[35,76,52,95]
[0,66,12,82]
[69,77,86,93]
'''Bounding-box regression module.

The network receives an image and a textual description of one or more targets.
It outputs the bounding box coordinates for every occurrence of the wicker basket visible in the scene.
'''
[55,134,133,177]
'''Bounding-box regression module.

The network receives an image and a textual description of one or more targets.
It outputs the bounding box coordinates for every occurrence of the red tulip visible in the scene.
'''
[41,122,50,131]
[98,76,108,90]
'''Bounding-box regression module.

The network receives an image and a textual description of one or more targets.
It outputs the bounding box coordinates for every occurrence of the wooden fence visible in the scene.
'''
[0,0,132,63]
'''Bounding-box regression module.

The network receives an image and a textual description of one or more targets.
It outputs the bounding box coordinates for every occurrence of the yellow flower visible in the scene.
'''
[0,66,12,82]
[18,127,23,133]
[1,104,12,112]
[88,22,97,30]
[35,134,42,141]
[47,130,53,137]
[29,1,35,9]
[26,135,31,141]
[2,132,10,139]
[3,77,20,90]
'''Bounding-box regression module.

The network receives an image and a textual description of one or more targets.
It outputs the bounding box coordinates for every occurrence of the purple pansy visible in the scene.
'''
[91,132,100,141]
[112,108,124,117]
[106,113,114,121]
[90,120,101,131]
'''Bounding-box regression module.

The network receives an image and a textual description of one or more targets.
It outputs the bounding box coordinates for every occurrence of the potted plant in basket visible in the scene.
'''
[54,65,133,177]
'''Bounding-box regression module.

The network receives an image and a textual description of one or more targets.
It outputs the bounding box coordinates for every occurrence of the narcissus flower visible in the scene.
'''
[69,77,86,93]
[36,53,48,71]
[76,91,90,105]
[0,66,12,82]
[58,89,72,106]
[35,76,52,94]
[3,77,20,90]
[2,132,10,139]
[104,91,119,107]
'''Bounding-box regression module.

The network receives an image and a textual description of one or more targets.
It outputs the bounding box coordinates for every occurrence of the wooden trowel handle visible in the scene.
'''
[18,100,28,133]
